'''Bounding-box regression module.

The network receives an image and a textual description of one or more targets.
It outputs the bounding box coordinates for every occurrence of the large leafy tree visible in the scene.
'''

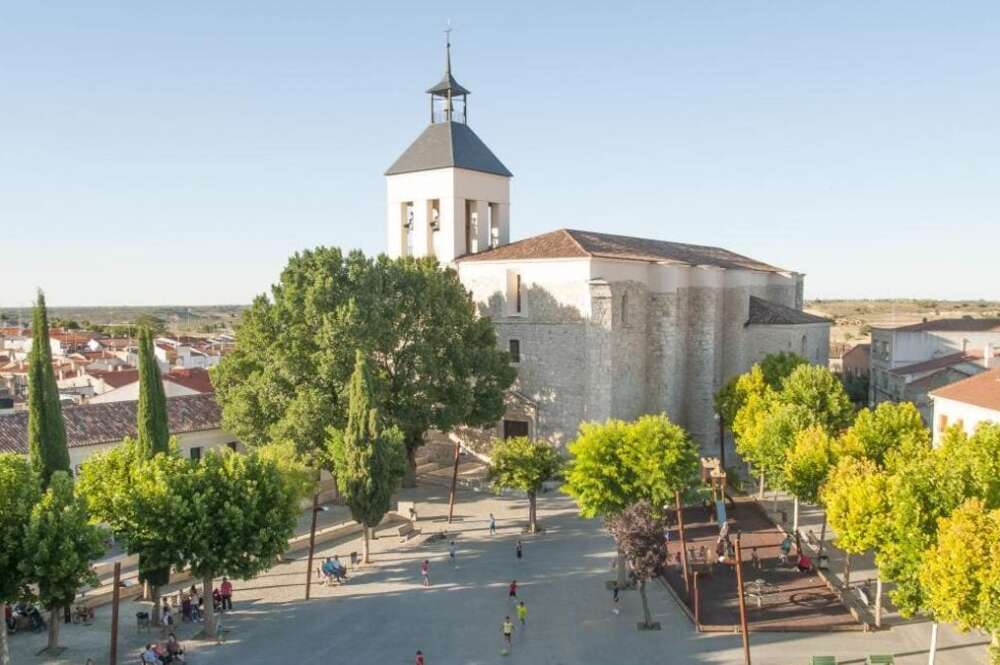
[328,351,407,563]
[838,401,929,468]
[759,352,808,390]
[174,450,300,637]
[0,455,42,665]
[821,456,889,587]
[212,249,516,486]
[777,364,854,436]
[27,291,70,488]
[20,472,104,653]
[783,426,836,506]
[919,499,1000,664]
[619,414,700,511]
[606,501,670,630]
[488,436,563,533]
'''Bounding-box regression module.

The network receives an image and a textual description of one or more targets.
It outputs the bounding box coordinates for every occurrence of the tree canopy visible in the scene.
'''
[777,364,854,436]
[838,401,929,468]
[783,426,836,505]
[136,326,170,459]
[212,248,516,484]
[821,456,888,556]
[606,500,671,629]
[0,454,41,604]
[488,436,563,532]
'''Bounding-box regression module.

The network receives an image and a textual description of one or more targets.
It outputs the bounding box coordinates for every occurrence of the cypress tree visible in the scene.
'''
[27,290,70,488]
[134,326,172,614]
[328,351,406,563]
[136,327,169,458]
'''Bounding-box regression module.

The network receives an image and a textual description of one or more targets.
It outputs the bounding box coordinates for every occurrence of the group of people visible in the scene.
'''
[140,634,184,664]
[321,556,348,585]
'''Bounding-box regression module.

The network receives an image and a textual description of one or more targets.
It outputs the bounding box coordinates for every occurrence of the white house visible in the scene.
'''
[930,365,1000,446]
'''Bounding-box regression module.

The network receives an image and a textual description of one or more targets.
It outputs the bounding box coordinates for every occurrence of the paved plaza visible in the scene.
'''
[8,482,991,665]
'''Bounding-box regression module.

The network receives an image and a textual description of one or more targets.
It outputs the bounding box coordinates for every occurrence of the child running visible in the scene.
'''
[508,579,518,601]
[448,541,457,567]
[420,560,430,587]
[515,540,523,561]
[516,600,527,625]
[501,616,514,649]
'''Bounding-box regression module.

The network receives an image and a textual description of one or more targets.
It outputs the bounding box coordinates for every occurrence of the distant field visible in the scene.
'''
[805,299,1000,352]
[0,305,247,334]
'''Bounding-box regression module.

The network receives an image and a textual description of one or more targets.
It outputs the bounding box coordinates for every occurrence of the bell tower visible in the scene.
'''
[385,33,512,264]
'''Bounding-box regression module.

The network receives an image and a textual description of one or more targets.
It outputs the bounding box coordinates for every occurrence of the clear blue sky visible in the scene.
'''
[3,2,998,307]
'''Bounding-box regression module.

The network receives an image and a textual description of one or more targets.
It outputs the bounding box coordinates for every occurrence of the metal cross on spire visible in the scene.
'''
[444,20,453,74]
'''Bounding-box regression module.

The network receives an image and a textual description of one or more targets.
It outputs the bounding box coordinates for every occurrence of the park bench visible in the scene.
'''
[397,522,421,542]
[866,657,894,664]
[809,657,837,665]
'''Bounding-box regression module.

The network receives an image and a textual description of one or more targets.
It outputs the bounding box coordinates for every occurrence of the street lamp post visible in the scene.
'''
[715,412,726,470]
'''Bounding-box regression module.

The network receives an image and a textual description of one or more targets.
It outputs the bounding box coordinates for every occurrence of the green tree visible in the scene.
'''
[619,414,700,511]
[27,291,70,488]
[0,455,42,665]
[175,450,300,637]
[327,352,407,563]
[19,472,104,653]
[783,426,836,506]
[821,456,889,588]
[488,436,563,533]
[778,364,854,436]
[838,401,929,468]
[212,249,515,487]
[135,327,169,459]
[920,499,1000,663]
[606,501,670,630]
[759,351,808,390]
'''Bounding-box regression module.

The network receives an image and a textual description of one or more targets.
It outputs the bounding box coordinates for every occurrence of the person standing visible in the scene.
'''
[489,513,496,535]
[448,541,457,567]
[751,547,762,570]
[516,600,527,625]
[501,616,514,649]
[508,580,518,601]
[415,650,425,665]
[220,577,233,611]
[611,580,620,614]
[420,560,431,587]
[515,540,523,561]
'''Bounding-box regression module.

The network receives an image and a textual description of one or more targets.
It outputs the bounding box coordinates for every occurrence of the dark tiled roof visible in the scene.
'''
[458,229,788,274]
[385,121,512,177]
[164,368,215,394]
[878,318,1000,333]
[889,351,991,377]
[0,393,222,454]
[92,369,140,389]
[746,296,831,326]
[931,367,1000,411]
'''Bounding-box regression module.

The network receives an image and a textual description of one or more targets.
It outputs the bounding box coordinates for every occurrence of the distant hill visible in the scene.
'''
[0,305,246,334]
[805,299,1000,354]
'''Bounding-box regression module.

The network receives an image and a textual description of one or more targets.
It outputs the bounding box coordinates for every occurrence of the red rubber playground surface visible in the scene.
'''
[661,497,860,632]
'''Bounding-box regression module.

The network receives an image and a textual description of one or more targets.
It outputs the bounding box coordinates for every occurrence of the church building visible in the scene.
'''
[385,43,831,454]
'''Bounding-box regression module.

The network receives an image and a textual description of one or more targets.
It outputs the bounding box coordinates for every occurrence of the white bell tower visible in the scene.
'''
[385,34,512,264]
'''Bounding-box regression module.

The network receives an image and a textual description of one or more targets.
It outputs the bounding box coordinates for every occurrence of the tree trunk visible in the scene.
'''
[403,445,418,489]
[758,473,765,500]
[638,579,652,628]
[47,607,60,651]
[928,622,939,665]
[527,491,538,533]
[818,513,827,559]
[844,553,852,589]
[616,546,627,588]
[362,525,371,564]
[150,584,161,627]
[792,497,799,536]
[875,576,883,628]
[1,613,10,665]
[201,574,216,638]
[304,490,320,600]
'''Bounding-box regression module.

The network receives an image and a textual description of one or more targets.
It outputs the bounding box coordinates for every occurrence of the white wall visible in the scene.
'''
[69,428,239,473]
[931,396,1000,446]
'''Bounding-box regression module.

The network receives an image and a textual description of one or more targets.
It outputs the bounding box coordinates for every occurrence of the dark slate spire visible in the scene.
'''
[427,26,470,97]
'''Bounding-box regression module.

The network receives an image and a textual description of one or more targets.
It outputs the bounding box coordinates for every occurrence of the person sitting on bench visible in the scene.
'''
[797,552,813,573]
[779,535,794,564]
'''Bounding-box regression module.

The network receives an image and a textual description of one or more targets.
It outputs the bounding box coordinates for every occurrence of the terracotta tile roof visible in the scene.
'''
[745,296,831,326]
[890,350,995,377]
[92,369,140,389]
[878,318,1000,333]
[842,343,870,360]
[456,229,787,273]
[164,368,214,394]
[931,367,1000,412]
[0,393,222,454]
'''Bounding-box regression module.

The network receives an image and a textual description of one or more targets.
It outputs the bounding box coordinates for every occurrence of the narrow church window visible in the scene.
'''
[488,203,499,248]
[515,274,522,313]
[430,199,440,231]
[621,294,629,325]
[403,202,414,257]
[506,270,523,316]
[465,200,478,254]
[508,339,520,363]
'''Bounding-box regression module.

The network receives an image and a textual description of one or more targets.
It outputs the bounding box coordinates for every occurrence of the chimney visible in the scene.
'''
[987,342,995,369]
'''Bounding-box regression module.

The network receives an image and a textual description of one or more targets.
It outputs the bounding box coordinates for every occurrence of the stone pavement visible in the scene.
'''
[9,480,991,665]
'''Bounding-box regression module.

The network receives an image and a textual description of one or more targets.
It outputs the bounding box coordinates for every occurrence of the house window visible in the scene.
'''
[189,446,203,461]
[937,414,948,432]
[503,420,530,439]
[508,339,520,363]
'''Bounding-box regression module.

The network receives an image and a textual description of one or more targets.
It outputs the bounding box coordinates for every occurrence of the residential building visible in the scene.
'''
[841,343,870,380]
[88,367,214,403]
[930,366,1000,446]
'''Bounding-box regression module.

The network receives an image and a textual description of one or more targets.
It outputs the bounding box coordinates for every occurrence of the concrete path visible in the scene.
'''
[8,481,990,665]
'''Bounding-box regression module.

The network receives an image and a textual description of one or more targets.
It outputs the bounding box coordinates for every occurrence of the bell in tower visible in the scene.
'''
[385,32,513,265]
